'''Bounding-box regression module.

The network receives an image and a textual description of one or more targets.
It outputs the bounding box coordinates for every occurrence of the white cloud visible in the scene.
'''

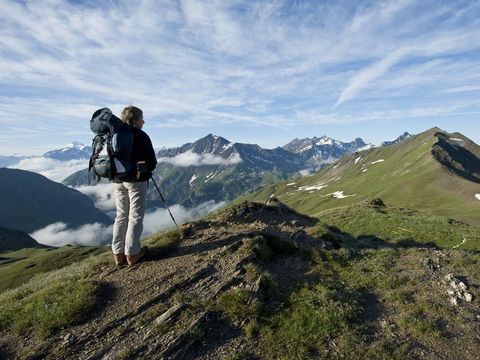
[1,0,480,152]
[299,169,312,176]
[143,200,226,235]
[335,49,409,107]
[444,86,480,94]
[75,183,115,217]
[158,150,242,167]
[30,222,112,247]
[29,200,226,247]
[8,157,88,183]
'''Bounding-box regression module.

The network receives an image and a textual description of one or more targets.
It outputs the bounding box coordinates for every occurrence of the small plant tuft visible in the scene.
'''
[218,289,259,322]
[244,320,259,338]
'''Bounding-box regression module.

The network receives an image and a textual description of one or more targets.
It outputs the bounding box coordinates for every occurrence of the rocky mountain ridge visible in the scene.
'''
[381,131,412,147]
[282,135,371,168]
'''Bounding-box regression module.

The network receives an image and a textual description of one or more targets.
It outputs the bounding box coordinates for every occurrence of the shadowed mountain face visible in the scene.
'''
[432,131,480,184]
[0,168,112,233]
[242,128,480,226]
[0,226,42,251]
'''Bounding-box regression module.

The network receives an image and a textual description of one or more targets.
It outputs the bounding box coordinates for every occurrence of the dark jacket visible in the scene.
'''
[114,127,157,183]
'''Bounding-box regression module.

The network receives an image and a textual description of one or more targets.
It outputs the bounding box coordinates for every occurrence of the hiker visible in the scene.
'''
[112,106,157,266]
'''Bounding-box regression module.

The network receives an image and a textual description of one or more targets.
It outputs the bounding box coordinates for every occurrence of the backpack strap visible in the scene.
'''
[89,135,106,182]
[106,136,117,181]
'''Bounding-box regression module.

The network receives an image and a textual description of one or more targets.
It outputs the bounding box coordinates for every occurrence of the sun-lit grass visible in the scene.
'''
[314,204,480,250]
[0,246,107,293]
[254,244,480,359]
[0,253,108,338]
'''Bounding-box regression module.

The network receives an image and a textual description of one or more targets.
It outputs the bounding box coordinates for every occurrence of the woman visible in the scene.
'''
[111,106,157,266]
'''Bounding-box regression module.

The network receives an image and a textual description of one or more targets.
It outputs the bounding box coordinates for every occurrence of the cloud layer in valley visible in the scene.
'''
[75,183,117,217]
[30,200,226,247]
[8,157,89,183]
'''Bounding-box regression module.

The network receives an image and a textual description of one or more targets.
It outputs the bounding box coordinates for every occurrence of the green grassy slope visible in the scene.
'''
[0,246,106,293]
[314,203,480,251]
[243,128,480,226]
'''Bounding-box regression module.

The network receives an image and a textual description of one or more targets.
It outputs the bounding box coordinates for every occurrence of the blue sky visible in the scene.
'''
[1,0,479,155]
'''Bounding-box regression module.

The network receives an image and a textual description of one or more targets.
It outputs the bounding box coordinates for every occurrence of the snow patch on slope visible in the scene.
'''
[323,191,356,199]
[297,183,328,191]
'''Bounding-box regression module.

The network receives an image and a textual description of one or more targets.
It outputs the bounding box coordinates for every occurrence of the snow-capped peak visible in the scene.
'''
[67,141,87,149]
[42,142,92,160]
[316,136,334,146]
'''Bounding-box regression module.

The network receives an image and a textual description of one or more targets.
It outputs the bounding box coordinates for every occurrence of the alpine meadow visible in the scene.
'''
[1,1,480,360]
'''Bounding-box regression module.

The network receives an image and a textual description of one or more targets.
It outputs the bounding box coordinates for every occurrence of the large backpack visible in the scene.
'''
[89,108,134,181]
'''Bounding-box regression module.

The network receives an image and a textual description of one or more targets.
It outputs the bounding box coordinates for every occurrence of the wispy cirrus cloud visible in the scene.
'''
[1,0,480,154]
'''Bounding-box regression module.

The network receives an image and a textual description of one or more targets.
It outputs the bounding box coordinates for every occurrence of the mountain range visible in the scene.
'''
[243,127,480,226]
[0,142,92,168]
[42,141,92,161]
[64,134,380,208]
[283,135,372,168]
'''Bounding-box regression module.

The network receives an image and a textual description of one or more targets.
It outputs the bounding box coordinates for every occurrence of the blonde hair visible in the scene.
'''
[121,106,143,126]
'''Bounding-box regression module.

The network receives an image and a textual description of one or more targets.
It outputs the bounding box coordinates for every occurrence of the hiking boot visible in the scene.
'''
[126,246,147,266]
[113,253,126,267]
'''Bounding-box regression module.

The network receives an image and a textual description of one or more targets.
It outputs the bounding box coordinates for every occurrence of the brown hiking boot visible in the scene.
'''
[126,246,147,266]
[113,253,126,267]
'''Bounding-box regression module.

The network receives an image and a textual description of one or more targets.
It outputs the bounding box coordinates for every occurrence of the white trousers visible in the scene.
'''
[112,181,148,256]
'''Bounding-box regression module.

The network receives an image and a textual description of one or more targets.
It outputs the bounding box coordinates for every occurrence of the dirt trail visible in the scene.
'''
[15,200,323,360]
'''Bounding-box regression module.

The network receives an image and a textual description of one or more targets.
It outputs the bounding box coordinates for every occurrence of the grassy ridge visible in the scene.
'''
[242,129,480,226]
[0,255,106,338]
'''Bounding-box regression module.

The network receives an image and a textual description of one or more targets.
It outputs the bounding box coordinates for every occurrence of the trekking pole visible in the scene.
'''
[151,177,183,238]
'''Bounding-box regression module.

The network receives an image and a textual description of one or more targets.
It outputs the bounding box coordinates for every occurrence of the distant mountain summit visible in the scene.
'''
[42,142,92,161]
[381,132,412,147]
[283,136,370,168]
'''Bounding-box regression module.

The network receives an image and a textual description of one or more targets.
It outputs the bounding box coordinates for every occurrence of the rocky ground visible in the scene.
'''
[1,200,326,360]
[1,199,480,359]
